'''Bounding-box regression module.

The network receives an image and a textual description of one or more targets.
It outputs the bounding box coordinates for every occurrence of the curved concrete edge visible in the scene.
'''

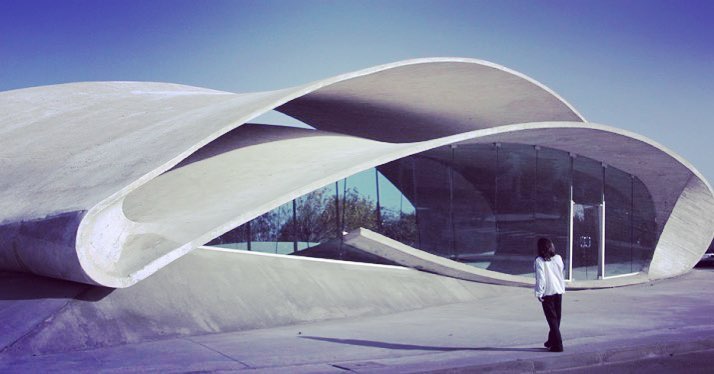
[276,58,585,142]
[285,57,586,124]
[648,174,714,280]
[343,228,655,290]
[0,211,95,284]
[0,84,311,286]
[343,227,534,287]
[566,273,652,290]
[77,121,712,288]
[0,246,504,357]
[76,131,415,287]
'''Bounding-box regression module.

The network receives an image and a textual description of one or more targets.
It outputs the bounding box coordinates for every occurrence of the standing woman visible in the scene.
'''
[534,237,565,352]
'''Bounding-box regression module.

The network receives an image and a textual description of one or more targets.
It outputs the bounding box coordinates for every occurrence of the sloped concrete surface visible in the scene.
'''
[343,228,657,289]
[344,227,534,287]
[0,247,501,357]
[1,267,712,372]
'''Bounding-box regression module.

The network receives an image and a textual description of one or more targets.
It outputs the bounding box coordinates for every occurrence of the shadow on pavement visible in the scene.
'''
[300,336,547,352]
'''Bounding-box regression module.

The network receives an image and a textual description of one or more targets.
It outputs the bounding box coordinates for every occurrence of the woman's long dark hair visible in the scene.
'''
[537,237,556,261]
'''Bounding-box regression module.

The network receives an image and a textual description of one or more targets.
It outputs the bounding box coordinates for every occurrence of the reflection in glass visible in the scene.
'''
[452,144,496,269]
[535,147,570,278]
[489,143,537,275]
[632,177,657,272]
[293,185,338,249]
[376,161,418,247]
[604,167,633,276]
[206,142,658,281]
[571,203,600,280]
[573,156,603,205]
[340,169,379,234]
[411,148,454,258]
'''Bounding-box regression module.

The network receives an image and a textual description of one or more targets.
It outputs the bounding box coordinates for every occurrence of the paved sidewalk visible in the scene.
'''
[2,269,713,373]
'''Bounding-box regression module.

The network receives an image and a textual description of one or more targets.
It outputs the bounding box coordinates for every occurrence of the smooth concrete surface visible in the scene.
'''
[649,175,714,279]
[2,268,713,373]
[0,246,502,357]
[277,59,584,142]
[1,58,711,289]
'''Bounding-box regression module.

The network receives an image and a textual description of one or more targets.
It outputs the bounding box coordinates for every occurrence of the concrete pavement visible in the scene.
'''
[2,268,713,373]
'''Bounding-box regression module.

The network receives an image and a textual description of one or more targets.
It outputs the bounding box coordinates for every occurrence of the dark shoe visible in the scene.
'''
[549,346,564,352]
[544,341,552,348]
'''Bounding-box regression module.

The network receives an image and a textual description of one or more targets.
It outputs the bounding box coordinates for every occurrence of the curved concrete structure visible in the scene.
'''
[0,247,501,356]
[0,58,712,289]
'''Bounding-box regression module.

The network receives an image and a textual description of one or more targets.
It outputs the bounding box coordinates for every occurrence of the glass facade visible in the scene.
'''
[208,143,658,280]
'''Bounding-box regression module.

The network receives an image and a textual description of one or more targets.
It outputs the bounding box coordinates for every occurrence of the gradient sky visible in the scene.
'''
[1,0,712,182]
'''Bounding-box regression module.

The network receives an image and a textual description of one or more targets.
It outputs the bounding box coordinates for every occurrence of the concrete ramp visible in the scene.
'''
[343,228,534,287]
[0,247,503,357]
[342,228,652,289]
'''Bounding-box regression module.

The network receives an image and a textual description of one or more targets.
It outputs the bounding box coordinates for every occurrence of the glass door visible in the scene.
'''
[571,203,601,280]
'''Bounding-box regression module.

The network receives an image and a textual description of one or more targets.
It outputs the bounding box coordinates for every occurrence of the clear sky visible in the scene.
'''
[1,0,712,182]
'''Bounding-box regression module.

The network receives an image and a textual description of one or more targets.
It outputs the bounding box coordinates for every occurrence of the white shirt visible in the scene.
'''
[534,255,565,299]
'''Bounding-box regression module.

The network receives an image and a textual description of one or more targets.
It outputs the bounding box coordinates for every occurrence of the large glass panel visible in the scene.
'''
[339,169,379,234]
[451,143,497,269]
[206,221,251,250]
[489,143,537,275]
[632,177,657,271]
[571,203,600,280]
[604,167,633,276]
[293,185,339,250]
[208,200,295,254]
[570,155,603,280]
[411,146,454,258]
[535,147,570,277]
[376,161,418,247]
[573,156,603,205]
[253,201,294,254]
[205,141,658,280]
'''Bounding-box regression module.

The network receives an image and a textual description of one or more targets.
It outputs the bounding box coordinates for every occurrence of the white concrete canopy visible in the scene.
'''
[0,58,711,288]
[277,59,584,142]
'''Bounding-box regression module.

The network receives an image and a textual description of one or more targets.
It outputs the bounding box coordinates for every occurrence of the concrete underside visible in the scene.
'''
[2,263,713,373]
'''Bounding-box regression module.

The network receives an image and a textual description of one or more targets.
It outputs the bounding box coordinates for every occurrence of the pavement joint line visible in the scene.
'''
[182,337,253,369]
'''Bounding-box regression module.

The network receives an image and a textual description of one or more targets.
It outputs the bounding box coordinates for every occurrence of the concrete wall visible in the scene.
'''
[648,175,714,279]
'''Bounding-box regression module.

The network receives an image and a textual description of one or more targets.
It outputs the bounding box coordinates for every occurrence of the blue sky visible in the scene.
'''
[1,0,712,182]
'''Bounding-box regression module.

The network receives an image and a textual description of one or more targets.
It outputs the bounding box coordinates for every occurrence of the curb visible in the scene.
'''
[420,337,714,373]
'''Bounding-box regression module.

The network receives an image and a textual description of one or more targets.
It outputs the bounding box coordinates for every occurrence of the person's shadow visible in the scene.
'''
[299,336,546,352]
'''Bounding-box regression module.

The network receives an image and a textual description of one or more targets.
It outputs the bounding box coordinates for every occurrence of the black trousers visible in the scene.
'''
[541,293,563,349]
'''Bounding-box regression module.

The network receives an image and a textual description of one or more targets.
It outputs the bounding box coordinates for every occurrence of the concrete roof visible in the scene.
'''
[0,58,711,287]
[277,58,585,142]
